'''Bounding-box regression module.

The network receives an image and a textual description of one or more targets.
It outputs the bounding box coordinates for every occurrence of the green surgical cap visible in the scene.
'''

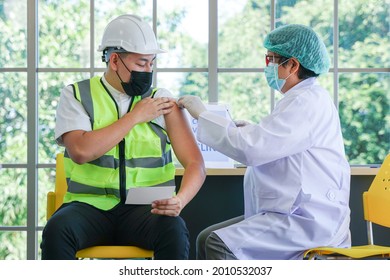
[263,24,330,75]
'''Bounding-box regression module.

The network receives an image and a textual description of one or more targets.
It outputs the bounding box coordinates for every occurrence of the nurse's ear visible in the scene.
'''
[289,58,300,75]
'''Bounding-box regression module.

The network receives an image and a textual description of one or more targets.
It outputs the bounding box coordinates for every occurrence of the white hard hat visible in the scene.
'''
[98,14,166,61]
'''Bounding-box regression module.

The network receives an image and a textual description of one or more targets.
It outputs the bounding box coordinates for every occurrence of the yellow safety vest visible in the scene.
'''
[63,76,175,210]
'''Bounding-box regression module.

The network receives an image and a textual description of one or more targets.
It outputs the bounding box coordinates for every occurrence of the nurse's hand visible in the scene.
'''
[177,95,207,119]
[151,196,183,217]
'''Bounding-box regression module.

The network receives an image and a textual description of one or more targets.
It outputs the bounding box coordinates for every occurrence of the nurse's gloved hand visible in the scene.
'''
[177,95,207,119]
[234,120,251,127]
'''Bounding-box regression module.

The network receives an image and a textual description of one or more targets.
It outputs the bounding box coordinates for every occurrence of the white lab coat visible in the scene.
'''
[197,78,351,259]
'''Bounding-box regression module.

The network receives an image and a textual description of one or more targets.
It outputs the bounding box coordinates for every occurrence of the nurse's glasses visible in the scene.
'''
[265,54,282,66]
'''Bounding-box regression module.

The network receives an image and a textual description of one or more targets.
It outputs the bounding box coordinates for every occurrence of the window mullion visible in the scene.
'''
[209,0,218,103]
[26,0,39,260]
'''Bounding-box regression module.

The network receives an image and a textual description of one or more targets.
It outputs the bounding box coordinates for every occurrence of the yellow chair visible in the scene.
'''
[47,153,154,259]
[304,153,390,260]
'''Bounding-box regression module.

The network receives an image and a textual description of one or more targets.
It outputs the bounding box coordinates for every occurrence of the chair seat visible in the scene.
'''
[76,246,154,259]
[304,244,390,259]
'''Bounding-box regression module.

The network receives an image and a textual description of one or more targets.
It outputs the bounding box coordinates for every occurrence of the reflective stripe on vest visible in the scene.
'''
[63,76,175,210]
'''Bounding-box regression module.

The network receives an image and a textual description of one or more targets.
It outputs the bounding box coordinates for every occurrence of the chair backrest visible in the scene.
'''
[55,153,67,211]
[363,153,390,228]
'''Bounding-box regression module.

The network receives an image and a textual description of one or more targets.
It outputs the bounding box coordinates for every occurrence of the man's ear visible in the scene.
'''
[109,53,119,71]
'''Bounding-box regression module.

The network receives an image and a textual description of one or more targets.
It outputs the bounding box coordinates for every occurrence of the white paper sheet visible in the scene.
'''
[125,186,175,205]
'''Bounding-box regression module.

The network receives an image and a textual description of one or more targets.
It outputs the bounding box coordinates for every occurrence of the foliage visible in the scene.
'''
[339,73,389,163]
[0,169,27,259]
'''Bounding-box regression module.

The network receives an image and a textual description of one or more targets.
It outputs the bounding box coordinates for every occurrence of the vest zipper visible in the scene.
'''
[102,77,128,203]
[119,94,137,203]
[119,139,126,203]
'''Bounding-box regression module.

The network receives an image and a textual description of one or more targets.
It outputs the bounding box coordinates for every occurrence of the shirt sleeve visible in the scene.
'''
[151,88,174,129]
[55,85,92,145]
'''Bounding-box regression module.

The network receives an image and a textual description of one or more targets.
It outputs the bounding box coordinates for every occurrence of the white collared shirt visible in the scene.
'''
[55,75,173,145]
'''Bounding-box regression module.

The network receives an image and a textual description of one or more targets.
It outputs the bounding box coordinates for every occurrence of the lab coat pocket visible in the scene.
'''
[257,190,278,199]
[254,190,279,212]
[254,188,301,214]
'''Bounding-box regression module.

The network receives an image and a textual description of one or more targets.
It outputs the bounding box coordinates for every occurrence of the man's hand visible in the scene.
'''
[177,95,207,119]
[129,97,175,124]
[151,196,183,217]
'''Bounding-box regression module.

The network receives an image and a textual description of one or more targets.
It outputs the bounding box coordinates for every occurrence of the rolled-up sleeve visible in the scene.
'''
[55,85,92,145]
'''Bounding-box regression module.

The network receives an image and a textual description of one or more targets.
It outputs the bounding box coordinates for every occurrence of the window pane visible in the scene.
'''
[317,73,334,101]
[219,0,269,68]
[38,0,90,68]
[339,73,389,164]
[339,0,389,68]
[37,230,43,260]
[158,0,208,68]
[0,169,27,226]
[0,73,27,163]
[219,73,271,122]
[157,72,209,100]
[0,0,27,68]
[94,0,153,67]
[276,0,333,69]
[0,231,26,260]
[38,72,90,163]
[38,168,55,227]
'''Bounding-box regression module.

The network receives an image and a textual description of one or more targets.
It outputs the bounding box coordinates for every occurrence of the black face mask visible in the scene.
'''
[116,56,153,97]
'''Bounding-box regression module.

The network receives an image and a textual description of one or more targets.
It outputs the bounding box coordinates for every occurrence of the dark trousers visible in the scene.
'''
[41,202,189,260]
